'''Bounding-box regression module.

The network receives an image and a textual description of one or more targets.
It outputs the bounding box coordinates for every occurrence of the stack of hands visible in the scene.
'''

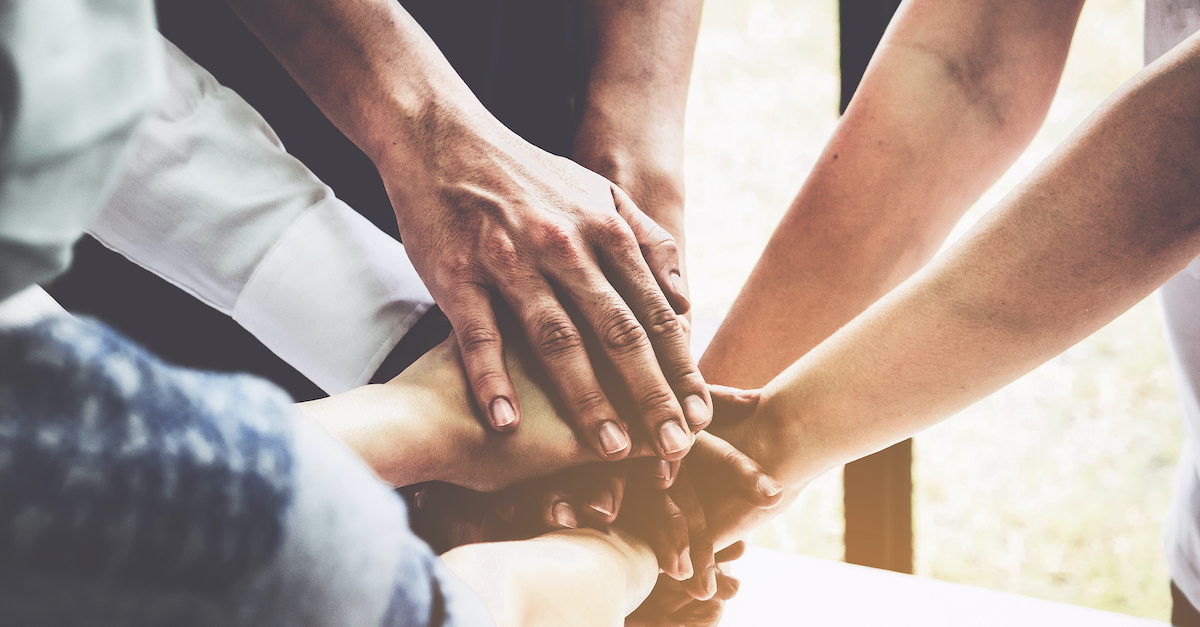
[288,107,791,622]
[300,274,786,626]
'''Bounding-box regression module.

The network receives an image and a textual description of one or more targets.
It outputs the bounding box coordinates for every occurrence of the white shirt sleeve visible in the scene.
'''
[88,37,434,395]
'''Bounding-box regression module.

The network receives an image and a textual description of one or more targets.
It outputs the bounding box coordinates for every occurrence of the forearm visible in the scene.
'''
[441,528,657,627]
[701,0,1084,388]
[729,33,1200,490]
[223,0,504,192]
[573,0,702,238]
[296,381,448,487]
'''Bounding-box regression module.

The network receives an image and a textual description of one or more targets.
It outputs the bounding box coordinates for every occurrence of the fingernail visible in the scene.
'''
[678,547,694,580]
[670,271,686,296]
[705,564,717,595]
[655,459,674,481]
[588,491,616,519]
[682,395,711,429]
[659,421,691,455]
[757,475,784,499]
[490,397,516,428]
[552,501,577,529]
[598,421,630,456]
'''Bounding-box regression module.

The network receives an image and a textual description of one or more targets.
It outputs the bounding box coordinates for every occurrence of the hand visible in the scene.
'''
[701,385,803,550]
[382,122,709,462]
[404,426,782,599]
[619,432,783,601]
[441,527,659,627]
[302,335,657,492]
[625,542,746,627]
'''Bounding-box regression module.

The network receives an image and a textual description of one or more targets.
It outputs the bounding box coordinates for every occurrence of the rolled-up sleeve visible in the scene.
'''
[88,38,434,395]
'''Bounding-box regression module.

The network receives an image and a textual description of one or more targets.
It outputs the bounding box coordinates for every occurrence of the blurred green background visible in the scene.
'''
[683,0,1179,620]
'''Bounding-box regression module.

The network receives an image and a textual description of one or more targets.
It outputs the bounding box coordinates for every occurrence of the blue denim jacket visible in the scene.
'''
[0,315,493,626]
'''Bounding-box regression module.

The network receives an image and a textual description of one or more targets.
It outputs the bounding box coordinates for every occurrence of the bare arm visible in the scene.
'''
[573,0,702,245]
[224,0,710,462]
[701,0,1085,388]
[708,32,1200,546]
[441,528,657,627]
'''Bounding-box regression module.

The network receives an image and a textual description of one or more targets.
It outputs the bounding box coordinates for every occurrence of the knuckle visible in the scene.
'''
[594,213,635,247]
[457,324,502,355]
[637,388,677,414]
[571,388,610,418]
[532,315,585,358]
[470,369,511,394]
[437,253,477,283]
[642,305,683,340]
[537,221,584,261]
[483,230,521,273]
[600,311,650,354]
[642,232,679,262]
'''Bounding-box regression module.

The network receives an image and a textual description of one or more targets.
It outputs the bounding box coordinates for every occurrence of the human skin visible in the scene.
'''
[700,0,1086,389]
[704,25,1200,551]
[441,528,658,627]
[224,0,709,462]
[298,336,630,492]
[573,0,701,248]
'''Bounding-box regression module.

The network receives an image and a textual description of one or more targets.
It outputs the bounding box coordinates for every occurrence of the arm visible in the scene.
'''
[701,0,1086,388]
[441,528,657,627]
[573,0,702,247]
[296,335,634,491]
[224,0,710,461]
[709,30,1200,547]
[91,38,434,394]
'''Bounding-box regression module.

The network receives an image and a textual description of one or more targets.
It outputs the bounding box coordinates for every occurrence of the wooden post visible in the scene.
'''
[838,0,914,575]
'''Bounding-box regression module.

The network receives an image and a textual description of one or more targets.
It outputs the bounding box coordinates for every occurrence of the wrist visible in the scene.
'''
[572,112,686,238]
[296,382,456,487]
[714,382,832,492]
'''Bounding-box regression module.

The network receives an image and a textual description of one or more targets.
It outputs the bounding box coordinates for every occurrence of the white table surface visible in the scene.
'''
[720,547,1167,626]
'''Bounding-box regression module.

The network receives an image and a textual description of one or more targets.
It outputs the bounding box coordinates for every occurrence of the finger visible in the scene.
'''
[610,184,690,315]
[594,216,712,434]
[671,466,717,601]
[552,266,695,460]
[709,385,762,426]
[674,600,725,627]
[715,540,747,564]
[441,284,521,432]
[712,572,741,601]
[648,459,680,491]
[691,432,785,509]
[541,489,579,531]
[623,483,692,581]
[499,277,632,461]
[582,462,628,524]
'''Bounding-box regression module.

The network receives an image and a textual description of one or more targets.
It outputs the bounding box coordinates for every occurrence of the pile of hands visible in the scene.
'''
[302,129,792,625]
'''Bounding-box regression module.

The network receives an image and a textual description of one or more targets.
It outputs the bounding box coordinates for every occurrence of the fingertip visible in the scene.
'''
[715,572,741,600]
[585,489,617,523]
[551,500,578,530]
[676,547,694,581]
[597,420,632,459]
[682,565,718,601]
[489,396,519,431]
[682,394,712,432]
[666,270,692,315]
[753,474,785,508]
[652,459,678,490]
[657,421,693,460]
[715,540,747,563]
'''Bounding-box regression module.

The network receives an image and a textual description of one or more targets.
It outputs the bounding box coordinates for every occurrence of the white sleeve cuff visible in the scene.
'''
[233,200,433,395]
[89,36,434,394]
